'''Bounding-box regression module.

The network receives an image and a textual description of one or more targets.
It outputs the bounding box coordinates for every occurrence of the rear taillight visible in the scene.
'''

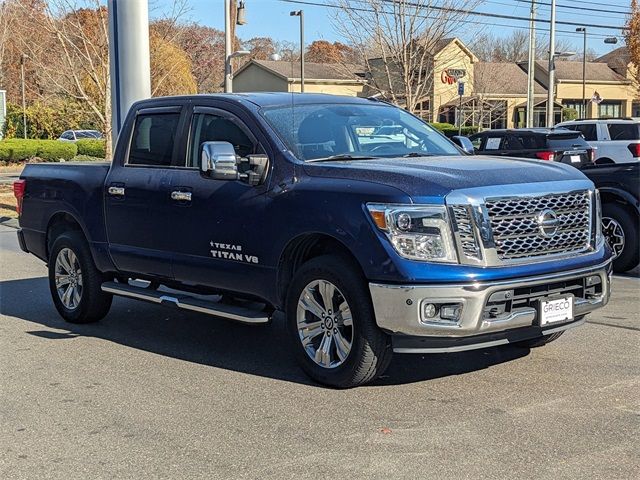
[535,151,555,161]
[589,149,596,163]
[628,143,640,158]
[13,179,26,215]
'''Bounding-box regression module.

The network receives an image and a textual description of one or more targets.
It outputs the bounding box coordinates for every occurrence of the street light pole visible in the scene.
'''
[576,27,587,118]
[290,10,305,92]
[224,0,232,93]
[20,53,28,139]
[526,0,536,127]
[546,0,556,127]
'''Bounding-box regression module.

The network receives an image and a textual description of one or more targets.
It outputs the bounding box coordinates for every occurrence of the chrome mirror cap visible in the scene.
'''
[201,141,239,180]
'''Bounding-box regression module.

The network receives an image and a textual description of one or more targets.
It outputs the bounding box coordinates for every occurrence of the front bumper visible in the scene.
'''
[369,259,612,353]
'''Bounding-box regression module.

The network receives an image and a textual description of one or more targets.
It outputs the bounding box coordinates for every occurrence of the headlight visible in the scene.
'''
[367,204,458,263]
[595,189,603,246]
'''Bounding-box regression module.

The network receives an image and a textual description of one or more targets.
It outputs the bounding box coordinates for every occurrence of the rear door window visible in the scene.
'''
[547,134,588,150]
[607,123,640,141]
[564,123,598,141]
[128,112,181,167]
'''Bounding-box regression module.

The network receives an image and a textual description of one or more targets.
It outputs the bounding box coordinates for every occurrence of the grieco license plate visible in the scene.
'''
[540,296,574,325]
[570,155,581,163]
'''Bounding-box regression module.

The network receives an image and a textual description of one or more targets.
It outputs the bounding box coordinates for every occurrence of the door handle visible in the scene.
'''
[171,191,192,202]
[108,186,125,196]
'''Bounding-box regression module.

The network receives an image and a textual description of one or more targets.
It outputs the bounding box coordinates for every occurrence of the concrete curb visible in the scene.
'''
[0,217,19,229]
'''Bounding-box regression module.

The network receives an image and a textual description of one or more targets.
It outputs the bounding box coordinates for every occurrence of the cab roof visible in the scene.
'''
[135,92,385,110]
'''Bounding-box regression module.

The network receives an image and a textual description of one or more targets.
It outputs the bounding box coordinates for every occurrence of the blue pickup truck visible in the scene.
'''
[15,93,612,387]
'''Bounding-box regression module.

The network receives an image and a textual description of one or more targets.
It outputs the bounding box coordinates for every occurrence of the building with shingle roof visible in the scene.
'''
[232,40,638,127]
[233,59,366,96]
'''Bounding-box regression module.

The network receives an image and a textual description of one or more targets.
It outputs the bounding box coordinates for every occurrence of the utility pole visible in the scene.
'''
[290,10,305,92]
[20,53,28,139]
[576,27,587,118]
[546,0,557,128]
[108,0,151,144]
[526,0,536,128]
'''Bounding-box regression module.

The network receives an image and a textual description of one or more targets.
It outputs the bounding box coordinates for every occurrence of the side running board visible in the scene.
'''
[101,281,270,324]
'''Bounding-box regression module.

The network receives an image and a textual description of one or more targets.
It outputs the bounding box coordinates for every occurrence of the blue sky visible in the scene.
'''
[151,0,631,56]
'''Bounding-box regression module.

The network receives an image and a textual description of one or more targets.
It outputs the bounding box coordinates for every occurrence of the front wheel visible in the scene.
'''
[602,202,639,273]
[48,232,112,323]
[286,255,392,388]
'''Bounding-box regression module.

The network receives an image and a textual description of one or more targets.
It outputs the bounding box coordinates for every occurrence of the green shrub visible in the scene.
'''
[429,122,456,131]
[0,140,38,162]
[439,126,480,138]
[76,139,106,158]
[0,139,77,163]
[72,154,106,162]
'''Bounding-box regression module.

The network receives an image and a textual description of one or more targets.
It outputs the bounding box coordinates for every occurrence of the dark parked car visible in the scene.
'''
[469,128,594,167]
[581,162,639,273]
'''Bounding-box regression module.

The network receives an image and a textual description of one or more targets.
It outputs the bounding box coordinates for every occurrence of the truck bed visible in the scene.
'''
[19,162,111,262]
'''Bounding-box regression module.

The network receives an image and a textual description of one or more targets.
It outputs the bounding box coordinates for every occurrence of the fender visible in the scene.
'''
[43,207,115,272]
[598,187,640,214]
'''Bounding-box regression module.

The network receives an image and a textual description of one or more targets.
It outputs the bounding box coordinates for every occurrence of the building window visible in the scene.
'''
[598,101,621,119]
[633,102,640,118]
[414,99,431,119]
[563,100,586,118]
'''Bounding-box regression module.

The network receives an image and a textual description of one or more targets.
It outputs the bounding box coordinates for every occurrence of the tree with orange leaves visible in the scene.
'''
[626,0,640,96]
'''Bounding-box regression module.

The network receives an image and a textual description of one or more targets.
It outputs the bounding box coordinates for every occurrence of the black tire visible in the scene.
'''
[602,202,639,273]
[48,231,112,323]
[515,331,564,348]
[285,255,392,388]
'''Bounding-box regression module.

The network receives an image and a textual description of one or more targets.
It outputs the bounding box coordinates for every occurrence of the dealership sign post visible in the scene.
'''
[458,81,465,135]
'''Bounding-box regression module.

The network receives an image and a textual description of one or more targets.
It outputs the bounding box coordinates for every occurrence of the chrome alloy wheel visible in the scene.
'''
[55,247,83,310]
[296,280,354,369]
[602,216,625,259]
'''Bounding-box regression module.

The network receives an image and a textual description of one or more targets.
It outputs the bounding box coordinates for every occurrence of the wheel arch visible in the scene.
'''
[276,232,366,309]
[45,211,91,260]
[599,188,640,215]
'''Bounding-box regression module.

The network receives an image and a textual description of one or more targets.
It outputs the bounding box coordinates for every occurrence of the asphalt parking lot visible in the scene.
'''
[1,224,638,479]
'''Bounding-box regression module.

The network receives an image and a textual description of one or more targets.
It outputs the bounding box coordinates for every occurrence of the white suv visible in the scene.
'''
[556,118,640,164]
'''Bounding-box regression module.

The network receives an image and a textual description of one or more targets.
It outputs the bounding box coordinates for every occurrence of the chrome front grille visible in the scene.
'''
[486,191,591,260]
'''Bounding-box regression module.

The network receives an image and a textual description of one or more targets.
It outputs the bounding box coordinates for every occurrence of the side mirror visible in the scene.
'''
[201,141,240,180]
[451,135,475,155]
[200,141,270,185]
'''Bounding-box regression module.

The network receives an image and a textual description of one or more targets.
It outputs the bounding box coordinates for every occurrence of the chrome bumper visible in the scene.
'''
[369,260,612,344]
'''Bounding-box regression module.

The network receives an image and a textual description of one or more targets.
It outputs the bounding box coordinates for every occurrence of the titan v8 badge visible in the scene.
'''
[209,241,259,264]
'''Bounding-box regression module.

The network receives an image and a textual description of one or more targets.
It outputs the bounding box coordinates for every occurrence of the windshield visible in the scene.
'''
[261,102,460,161]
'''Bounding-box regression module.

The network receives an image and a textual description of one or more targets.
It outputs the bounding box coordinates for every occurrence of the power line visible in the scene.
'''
[279,0,626,35]
[483,0,627,22]
[374,0,628,32]
[278,0,622,40]
[514,0,632,16]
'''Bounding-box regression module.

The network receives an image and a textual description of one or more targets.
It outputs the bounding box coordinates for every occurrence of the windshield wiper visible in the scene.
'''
[402,152,437,157]
[306,154,381,163]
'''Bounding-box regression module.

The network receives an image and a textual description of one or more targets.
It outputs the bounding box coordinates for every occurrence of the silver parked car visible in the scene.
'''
[58,130,103,142]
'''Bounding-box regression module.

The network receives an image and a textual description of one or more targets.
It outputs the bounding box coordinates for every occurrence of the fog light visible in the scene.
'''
[440,303,463,322]
[422,303,437,319]
[586,275,601,286]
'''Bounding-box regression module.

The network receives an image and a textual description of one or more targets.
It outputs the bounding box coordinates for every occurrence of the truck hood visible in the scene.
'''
[302,155,588,199]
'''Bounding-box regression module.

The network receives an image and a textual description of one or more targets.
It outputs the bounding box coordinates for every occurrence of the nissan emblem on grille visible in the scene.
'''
[537,209,559,238]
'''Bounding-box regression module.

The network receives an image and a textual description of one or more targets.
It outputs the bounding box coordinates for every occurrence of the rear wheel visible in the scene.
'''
[602,202,639,273]
[286,255,392,388]
[48,232,112,323]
